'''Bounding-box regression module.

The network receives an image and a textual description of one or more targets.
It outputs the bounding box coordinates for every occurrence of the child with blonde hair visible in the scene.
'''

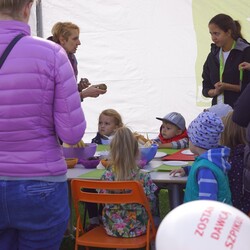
[221,111,250,214]
[101,127,158,237]
[85,109,123,230]
[92,109,123,145]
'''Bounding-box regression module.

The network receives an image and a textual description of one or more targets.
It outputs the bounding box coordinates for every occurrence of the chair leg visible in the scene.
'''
[83,202,88,230]
[150,240,156,250]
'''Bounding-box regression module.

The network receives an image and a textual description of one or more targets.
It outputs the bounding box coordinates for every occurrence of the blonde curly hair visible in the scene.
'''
[51,22,80,44]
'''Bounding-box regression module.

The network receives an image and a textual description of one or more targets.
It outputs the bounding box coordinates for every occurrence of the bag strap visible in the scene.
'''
[0,33,26,69]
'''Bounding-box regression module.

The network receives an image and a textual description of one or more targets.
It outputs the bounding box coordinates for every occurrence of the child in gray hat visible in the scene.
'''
[170,111,232,204]
[153,112,188,149]
[204,103,233,118]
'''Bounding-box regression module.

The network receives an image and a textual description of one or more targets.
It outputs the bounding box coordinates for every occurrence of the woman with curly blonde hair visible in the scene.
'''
[49,21,107,100]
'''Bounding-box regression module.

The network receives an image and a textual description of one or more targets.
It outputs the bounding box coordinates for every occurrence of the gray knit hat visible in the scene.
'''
[188,111,224,149]
[156,112,186,131]
[206,103,233,118]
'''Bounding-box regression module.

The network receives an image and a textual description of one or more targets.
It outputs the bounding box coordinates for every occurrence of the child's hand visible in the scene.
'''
[169,168,185,177]
[151,139,159,145]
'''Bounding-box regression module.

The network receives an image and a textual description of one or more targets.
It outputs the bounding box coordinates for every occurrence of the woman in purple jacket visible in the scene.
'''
[0,1,86,249]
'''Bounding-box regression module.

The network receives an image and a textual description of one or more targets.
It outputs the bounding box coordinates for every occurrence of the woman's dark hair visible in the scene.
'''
[209,13,243,40]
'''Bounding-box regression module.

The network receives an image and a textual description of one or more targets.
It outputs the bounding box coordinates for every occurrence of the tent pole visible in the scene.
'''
[36,0,43,37]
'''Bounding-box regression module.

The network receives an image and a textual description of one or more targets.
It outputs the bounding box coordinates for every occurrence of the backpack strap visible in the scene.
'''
[0,33,26,69]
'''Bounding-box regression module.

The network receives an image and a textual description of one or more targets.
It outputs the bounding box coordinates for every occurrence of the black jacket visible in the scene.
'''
[91,132,103,144]
[233,84,250,192]
[202,38,250,107]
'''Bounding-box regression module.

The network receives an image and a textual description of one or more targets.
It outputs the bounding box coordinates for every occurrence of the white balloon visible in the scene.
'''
[156,200,250,250]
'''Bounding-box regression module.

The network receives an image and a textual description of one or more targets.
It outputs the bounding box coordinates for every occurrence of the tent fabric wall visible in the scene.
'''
[29,0,250,142]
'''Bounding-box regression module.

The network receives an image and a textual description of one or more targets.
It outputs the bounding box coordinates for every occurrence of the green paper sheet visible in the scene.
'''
[78,169,105,179]
[153,164,180,172]
[154,162,192,172]
[97,145,110,152]
[158,148,178,155]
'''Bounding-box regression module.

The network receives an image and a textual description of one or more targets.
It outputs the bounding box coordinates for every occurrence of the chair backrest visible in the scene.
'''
[71,179,156,234]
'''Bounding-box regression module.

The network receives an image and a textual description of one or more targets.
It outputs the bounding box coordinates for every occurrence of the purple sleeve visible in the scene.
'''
[53,46,86,144]
[197,168,218,200]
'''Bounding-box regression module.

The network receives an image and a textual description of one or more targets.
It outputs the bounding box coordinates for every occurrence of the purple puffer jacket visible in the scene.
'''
[0,20,86,177]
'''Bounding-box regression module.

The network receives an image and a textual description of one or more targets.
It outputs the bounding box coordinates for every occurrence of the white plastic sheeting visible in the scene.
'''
[29,0,250,142]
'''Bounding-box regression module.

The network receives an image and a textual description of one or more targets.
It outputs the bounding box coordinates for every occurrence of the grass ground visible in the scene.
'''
[60,189,170,250]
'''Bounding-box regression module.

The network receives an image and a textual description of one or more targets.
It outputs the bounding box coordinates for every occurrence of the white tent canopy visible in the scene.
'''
[30,0,250,142]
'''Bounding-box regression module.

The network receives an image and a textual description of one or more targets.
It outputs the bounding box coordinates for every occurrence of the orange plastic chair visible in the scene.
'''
[71,179,157,250]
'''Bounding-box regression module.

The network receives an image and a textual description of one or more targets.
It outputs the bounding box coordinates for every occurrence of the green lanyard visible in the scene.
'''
[219,41,236,81]
[219,40,243,85]
[218,41,244,103]
[239,67,243,89]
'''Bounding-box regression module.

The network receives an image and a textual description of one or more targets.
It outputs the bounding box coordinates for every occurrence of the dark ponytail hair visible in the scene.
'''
[209,13,243,40]
[234,20,243,40]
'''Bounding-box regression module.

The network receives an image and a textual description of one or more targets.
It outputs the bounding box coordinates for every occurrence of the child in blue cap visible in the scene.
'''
[170,111,232,204]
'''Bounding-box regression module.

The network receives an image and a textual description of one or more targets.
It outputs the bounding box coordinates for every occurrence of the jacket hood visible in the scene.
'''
[235,38,250,51]
[210,38,250,55]
[198,146,231,173]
